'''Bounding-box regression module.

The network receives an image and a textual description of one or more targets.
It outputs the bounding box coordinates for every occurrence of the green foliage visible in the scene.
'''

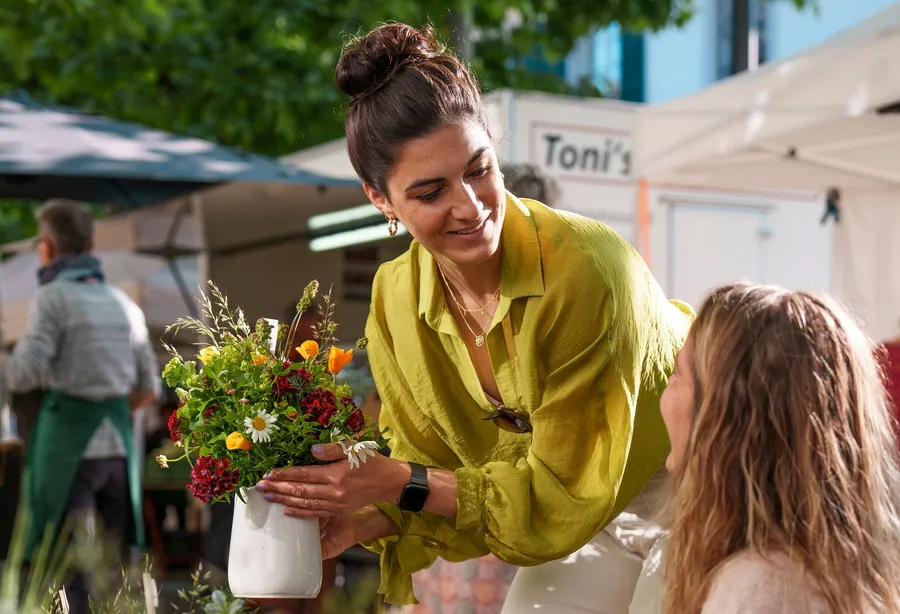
[0,0,816,245]
[0,0,815,160]
[0,503,156,614]
[1,508,252,614]
[1,503,381,613]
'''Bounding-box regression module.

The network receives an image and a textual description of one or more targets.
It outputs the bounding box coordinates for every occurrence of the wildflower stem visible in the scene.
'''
[165,452,193,464]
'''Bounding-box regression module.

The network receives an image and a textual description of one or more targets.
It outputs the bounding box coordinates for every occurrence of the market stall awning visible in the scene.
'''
[634,3,900,342]
[0,92,360,208]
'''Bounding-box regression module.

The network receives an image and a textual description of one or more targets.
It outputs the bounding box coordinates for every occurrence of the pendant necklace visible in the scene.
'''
[436,263,498,347]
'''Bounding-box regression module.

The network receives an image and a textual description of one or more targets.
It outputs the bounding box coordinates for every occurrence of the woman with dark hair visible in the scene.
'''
[398,162,562,613]
[256,23,691,612]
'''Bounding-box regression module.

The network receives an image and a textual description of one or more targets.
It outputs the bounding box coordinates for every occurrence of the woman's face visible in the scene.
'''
[365,119,506,267]
[660,337,696,474]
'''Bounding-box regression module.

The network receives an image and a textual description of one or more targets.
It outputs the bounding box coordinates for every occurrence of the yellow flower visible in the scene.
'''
[252,353,267,366]
[285,410,298,421]
[328,346,354,375]
[226,432,252,451]
[297,340,319,360]
[198,346,220,364]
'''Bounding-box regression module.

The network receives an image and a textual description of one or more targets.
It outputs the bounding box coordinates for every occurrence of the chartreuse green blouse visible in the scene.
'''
[364,193,693,605]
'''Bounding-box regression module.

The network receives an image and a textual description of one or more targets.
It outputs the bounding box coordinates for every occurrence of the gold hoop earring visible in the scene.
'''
[387,216,399,237]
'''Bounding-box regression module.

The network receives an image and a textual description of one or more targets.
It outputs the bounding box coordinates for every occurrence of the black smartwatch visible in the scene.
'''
[396,462,430,512]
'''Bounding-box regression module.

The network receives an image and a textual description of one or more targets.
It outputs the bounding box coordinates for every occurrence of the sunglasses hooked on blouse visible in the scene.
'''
[484,404,532,433]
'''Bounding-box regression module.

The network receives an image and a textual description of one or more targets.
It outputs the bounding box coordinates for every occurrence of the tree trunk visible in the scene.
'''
[731,0,750,74]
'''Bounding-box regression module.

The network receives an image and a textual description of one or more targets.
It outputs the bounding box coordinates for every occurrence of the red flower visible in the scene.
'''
[300,387,338,427]
[341,397,365,433]
[274,375,296,396]
[297,367,312,386]
[204,404,217,418]
[168,408,186,443]
[187,456,240,503]
[273,367,312,397]
[347,409,365,433]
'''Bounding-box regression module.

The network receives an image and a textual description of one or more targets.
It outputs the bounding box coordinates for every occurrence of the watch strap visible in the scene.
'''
[408,461,428,487]
[397,462,430,512]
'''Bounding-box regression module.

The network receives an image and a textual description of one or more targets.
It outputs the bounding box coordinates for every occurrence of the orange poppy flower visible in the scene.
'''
[226,432,252,451]
[328,346,354,374]
[297,340,319,360]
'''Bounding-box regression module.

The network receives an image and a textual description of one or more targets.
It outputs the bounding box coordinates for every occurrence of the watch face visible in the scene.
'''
[400,484,429,512]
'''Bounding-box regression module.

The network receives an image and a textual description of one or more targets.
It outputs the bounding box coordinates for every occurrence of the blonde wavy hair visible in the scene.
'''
[665,283,900,613]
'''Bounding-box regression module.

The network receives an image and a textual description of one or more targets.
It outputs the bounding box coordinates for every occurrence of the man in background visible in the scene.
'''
[500,162,561,208]
[2,200,158,613]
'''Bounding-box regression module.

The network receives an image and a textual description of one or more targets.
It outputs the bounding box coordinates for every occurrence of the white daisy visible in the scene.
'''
[330,427,349,445]
[339,439,380,469]
[244,409,278,443]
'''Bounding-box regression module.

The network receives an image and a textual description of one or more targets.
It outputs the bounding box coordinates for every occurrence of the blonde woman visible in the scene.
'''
[660,282,900,613]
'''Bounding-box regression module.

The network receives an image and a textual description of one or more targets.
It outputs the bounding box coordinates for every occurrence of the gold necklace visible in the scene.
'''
[436,263,497,347]
[456,285,500,314]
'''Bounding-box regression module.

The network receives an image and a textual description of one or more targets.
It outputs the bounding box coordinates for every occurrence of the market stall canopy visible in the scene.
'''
[0,92,361,208]
[635,2,900,193]
[634,3,900,342]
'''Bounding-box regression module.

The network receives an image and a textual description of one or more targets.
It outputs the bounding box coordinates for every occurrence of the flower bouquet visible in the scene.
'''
[158,280,387,599]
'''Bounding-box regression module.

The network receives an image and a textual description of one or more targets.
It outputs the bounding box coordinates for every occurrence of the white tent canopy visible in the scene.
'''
[636,3,900,192]
[635,3,900,342]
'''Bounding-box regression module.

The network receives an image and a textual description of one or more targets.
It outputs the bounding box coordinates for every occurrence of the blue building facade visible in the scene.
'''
[567,0,900,104]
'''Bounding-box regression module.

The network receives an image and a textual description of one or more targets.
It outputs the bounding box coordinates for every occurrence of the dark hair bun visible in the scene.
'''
[336,23,446,100]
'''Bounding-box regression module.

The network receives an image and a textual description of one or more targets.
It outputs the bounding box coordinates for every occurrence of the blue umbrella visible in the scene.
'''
[0,91,360,208]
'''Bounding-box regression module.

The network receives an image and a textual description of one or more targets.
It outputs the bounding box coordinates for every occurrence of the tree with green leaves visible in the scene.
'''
[0,0,811,157]
[0,0,811,242]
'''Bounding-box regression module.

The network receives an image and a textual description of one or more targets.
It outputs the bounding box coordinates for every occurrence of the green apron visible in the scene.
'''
[23,390,143,560]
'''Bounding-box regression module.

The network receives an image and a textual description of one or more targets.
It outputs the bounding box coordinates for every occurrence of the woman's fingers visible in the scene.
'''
[264,465,334,485]
[256,480,335,500]
[263,491,342,514]
[310,443,347,462]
